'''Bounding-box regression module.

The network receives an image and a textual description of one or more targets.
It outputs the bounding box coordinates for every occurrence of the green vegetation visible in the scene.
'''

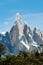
[0,43,5,60]
[0,44,43,65]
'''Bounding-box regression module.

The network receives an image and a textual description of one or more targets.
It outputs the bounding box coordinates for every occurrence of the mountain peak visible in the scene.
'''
[16,12,21,22]
[0,13,43,54]
[33,27,42,37]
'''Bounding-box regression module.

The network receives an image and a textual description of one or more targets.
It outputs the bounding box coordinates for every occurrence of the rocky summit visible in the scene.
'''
[0,13,43,55]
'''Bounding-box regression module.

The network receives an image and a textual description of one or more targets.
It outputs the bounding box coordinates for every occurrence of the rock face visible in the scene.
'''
[0,13,43,55]
[9,13,28,55]
[10,25,19,45]
[10,13,23,45]
[33,27,43,45]
[16,13,23,36]
[23,23,32,43]
[0,32,13,54]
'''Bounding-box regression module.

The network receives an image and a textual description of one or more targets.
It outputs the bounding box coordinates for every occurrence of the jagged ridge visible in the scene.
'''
[0,13,43,55]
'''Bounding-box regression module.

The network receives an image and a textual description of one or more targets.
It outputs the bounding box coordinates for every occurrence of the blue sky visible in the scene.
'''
[0,0,43,33]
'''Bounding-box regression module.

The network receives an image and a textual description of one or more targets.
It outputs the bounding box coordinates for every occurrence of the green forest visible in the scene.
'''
[0,43,43,65]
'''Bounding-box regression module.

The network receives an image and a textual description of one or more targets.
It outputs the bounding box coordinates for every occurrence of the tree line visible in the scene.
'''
[0,43,43,65]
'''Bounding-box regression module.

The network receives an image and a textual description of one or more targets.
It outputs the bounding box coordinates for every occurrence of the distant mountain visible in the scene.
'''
[0,13,43,55]
[33,27,43,45]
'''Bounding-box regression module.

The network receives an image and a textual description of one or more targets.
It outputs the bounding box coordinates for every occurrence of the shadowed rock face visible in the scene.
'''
[10,25,19,44]
[33,27,43,45]
[23,23,32,43]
